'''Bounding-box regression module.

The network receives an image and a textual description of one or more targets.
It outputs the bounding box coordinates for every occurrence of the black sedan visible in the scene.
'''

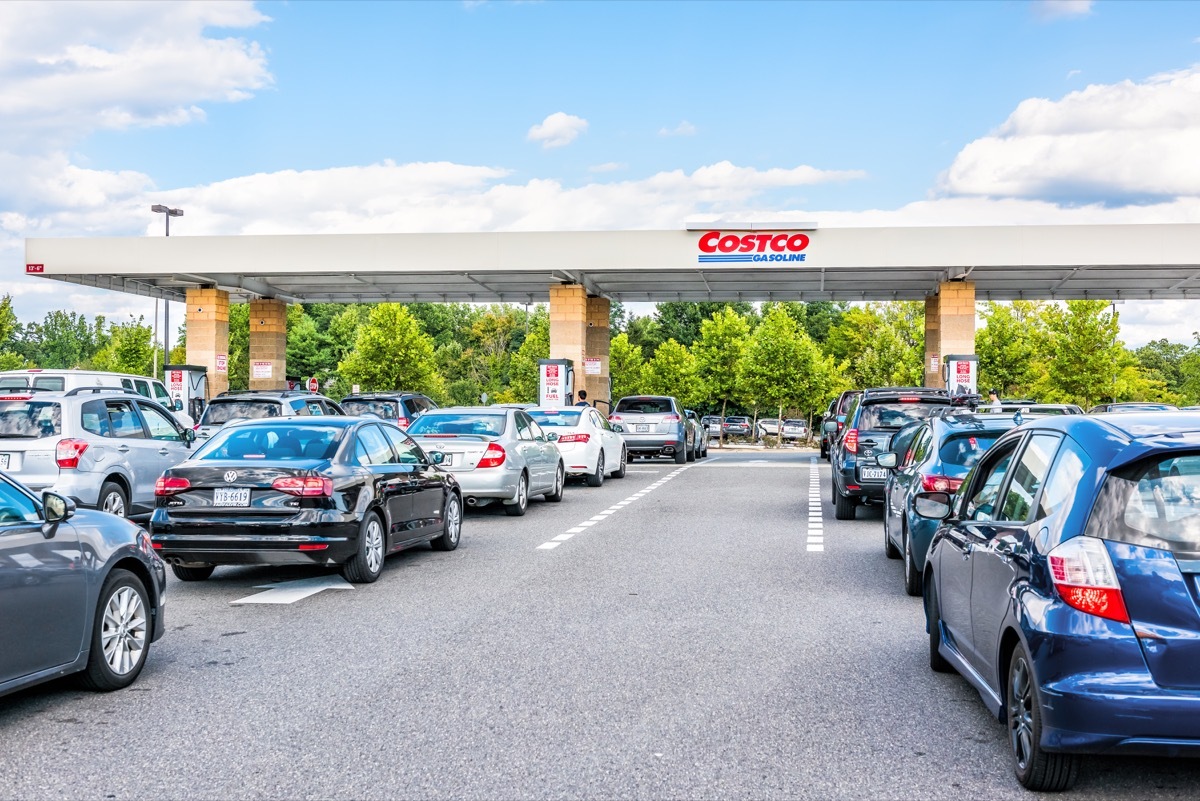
[1,473,166,698]
[150,417,462,584]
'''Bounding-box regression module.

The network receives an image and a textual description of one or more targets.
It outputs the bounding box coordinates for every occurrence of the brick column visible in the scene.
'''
[923,294,941,388]
[585,295,611,407]
[925,280,976,389]
[549,284,587,404]
[248,298,288,391]
[185,288,229,399]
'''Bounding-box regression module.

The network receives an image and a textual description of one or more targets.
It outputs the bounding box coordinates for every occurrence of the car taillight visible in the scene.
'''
[663,414,680,422]
[844,429,858,454]
[836,421,844,432]
[155,476,191,496]
[55,438,89,469]
[609,414,622,422]
[898,396,921,402]
[271,477,334,497]
[556,433,591,444]
[396,417,409,428]
[477,442,506,468]
[1048,537,1129,624]
[0,395,32,400]
[920,474,963,493]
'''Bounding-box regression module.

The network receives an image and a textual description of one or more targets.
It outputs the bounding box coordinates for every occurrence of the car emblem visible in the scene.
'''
[224,470,238,483]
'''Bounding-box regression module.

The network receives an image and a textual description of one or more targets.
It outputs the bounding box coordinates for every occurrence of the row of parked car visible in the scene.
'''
[701,415,808,442]
[821,386,1200,791]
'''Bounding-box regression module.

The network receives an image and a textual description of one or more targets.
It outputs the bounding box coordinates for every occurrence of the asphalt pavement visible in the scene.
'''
[2,450,1199,799]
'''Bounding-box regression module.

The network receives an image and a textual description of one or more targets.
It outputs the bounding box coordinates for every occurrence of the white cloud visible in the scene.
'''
[1066,69,1081,79]
[658,120,697,137]
[1032,0,1094,21]
[588,162,627,173]
[941,65,1200,200]
[526,112,588,149]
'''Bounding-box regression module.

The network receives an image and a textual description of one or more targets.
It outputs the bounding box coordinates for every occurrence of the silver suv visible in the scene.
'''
[0,387,196,517]
[610,395,694,464]
[197,390,346,440]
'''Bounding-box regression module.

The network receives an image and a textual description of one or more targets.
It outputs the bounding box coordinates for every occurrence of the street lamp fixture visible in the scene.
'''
[150,204,183,236]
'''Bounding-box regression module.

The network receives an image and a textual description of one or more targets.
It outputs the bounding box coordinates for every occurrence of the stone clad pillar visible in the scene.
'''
[923,295,941,388]
[924,280,976,389]
[185,288,229,399]
[585,296,611,407]
[549,284,587,404]
[248,298,288,391]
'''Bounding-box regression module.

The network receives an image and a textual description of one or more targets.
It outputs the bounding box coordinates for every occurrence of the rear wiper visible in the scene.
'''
[0,433,39,438]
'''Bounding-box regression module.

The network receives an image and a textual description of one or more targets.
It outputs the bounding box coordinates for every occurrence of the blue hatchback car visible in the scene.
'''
[917,413,1200,791]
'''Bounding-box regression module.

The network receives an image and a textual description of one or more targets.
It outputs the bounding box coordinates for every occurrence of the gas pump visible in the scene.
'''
[537,359,574,407]
[164,364,209,421]
[942,354,979,397]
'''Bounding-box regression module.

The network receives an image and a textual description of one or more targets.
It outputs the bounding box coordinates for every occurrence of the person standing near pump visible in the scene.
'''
[575,389,590,407]
[987,388,1002,411]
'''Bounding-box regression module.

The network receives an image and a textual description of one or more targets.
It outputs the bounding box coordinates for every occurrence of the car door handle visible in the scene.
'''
[860,439,878,446]
[158,448,170,456]
[116,445,130,453]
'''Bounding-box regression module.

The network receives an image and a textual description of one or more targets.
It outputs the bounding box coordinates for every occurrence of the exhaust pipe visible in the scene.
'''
[466,496,478,506]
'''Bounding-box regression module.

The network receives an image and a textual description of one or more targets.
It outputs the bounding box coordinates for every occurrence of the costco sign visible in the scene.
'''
[697,232,809,264]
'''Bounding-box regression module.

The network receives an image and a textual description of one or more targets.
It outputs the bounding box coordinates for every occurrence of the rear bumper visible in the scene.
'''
[621,433,685,454]
[837,469,886,500]
[445,467,520,500]
[149,512,359,566]
[37,472,102,508]
[1040,677,1200,754]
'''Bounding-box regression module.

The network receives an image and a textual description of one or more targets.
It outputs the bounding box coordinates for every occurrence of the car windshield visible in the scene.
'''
[529,409,583,427]
[615,398,673,414]
[858,402,945,430]
[341,399,400,420]
[407,413,507,436]
[0,400,62,438]
[938,434,999,469]
[1088,453,1200,558]
[727,417,749,423]
[201,399,283,424]
[192,424,345,460]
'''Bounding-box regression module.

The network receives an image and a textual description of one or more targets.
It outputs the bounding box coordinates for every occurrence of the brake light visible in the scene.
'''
[297,543,329,551]
[664,414,680,422]
[396,417,409,428]
[556,433,591,444]
[1048,537,1129,624]
[836,421,844,432]
[477,442,506,468]
[921,474,963,493]
[271,477,334,497]
[844,429,858,454]
[609,414,623,422]
[55,438,89,469]
[899,396,921,402]
[0,395,32,400]
[423,434,457,438]
[155,476,191,496]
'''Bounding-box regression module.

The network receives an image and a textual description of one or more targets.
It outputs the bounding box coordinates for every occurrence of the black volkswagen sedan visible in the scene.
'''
[1,473,166,698]
[150,417,462,584]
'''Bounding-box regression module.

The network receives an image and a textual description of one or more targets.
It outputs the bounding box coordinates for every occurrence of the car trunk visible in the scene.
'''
[0,436,62,487]
[410,434,493,471]
[163,460,328,517]
[612,413,676,435]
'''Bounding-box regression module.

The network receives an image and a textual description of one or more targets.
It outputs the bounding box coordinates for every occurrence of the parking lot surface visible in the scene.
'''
[3,450,1199,799]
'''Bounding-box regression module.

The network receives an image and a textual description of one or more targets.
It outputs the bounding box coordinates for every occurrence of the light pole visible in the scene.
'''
[151,204,183,236]
[1111,299,1124,403]
[151,205,183,378]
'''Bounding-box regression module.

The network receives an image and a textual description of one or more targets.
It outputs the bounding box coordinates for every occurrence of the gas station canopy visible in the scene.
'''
[23,223,1200,304]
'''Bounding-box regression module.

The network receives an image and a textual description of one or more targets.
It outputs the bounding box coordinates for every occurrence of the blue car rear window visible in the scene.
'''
[938,434,999,468]
[1089,454,1200,558]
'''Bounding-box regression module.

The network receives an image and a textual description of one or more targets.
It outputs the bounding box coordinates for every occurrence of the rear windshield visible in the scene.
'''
[837,393,859,414]
[0,376,65,391]
[192,424,345,461]
[858,402,946,430]
[727,417,749,423]
[1088,453,1200,558]
[615,398,673,414]
[341,399,400,420]
[0,401,62,438]
[201,399,283,425]
[406,413,507,436]
[529,409,583,427]
[938,434,999,468]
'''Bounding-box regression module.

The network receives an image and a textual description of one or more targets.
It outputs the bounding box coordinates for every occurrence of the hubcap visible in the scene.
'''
[446,499,460,543]
[1009,656,1035,771]
[365,519,383,573]
[101,586,146,675]
[518,477,527,508]
[556,466,563,493]
[103,491,125,516]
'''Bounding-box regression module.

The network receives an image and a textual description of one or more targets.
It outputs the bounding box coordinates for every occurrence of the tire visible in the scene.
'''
[1008,643,1081,791]
[505,473,529,516]
[341,512,385,584]
[171,564,215,582]
[586,452,605,488]
[80,569,151,691]
[545,463,565,501]
[925,580,954,674]
[98,481,128,518]
[903,527,922,597]
[884,514,901,560]
[834,486,857,521]
[674,447,687,465]
[686,440,696,462]
[430,493,462,551]
[612,447,627,478]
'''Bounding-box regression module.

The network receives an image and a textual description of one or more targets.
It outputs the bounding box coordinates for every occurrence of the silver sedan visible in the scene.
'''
[405,406,564,516]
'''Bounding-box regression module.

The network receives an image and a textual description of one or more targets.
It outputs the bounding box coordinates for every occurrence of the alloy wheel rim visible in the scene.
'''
[518,477,527,508]
[556,466,563,494]
[446,499,460,543]
[101,586,146,675]
[597,453,604,481]
[104,492,125,516]
[1009,656,1035,771]
[365,519,383,573]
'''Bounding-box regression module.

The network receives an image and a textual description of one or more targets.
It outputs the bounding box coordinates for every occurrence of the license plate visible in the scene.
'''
[0,453,8,470]
[213,487,251,507]
[441,453,453,466]
[860,467,888,481]
[635,424,650,433]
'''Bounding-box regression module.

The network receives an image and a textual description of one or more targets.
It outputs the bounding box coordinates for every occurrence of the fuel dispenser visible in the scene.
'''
[537,359,575,407]
[164,364,209,421]
[942,354,979,397]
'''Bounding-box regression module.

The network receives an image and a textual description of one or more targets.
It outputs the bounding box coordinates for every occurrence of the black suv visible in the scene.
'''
[340,392,437,428]
[830,387,949,520]
[196,390,346,440]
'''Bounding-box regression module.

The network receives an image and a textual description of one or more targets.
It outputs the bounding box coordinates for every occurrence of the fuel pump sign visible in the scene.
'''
[943,354,978,397]
[537,359,574,407]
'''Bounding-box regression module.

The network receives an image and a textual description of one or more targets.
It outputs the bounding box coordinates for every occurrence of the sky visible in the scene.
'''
[2,0,1200,348]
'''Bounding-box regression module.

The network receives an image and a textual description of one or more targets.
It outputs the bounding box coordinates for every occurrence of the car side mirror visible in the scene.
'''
[430,451,445,465]
[612,424,624,433]
[183,428,196,443]
[174,399,184,412]
[546,432,559,442]
[913,491,954,520]
[876,452,898,469]
[42,491,75,526]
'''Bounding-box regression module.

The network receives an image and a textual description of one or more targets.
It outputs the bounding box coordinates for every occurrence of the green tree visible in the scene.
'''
[407,302,481,348]
[655,301,755,347]
[508,309,550,403]
[609,332,645,402]
[641,338,699,406]
[825,302,924,388]
[92,317,155,376]
[625,314,663,356]
[1035,301,1122,407]
[693,305,751,443]
[226,303,251,391]
[338,304,443,396]
[976,301,1051,397]
[0,295,29,369]
[1135,338,1190,396]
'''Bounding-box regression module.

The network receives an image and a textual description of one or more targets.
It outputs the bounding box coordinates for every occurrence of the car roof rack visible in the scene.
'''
[216,389,316,398]
[63,386,140,397]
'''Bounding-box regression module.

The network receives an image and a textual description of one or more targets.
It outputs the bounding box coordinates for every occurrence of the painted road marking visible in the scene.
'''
[537,542,561,550]
[807,456,824,553]
[231,575,354,605]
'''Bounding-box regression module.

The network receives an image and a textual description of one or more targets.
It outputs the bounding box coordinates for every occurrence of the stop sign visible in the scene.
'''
[306,377,319,392]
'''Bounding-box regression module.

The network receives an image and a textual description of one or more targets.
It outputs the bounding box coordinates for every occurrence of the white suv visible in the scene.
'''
[0,369,193,427]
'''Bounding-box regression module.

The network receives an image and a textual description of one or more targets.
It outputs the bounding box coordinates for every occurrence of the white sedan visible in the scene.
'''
[528,406,627,487]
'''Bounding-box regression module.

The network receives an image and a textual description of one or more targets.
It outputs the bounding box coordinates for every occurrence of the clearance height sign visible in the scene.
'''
[697,231,810,264]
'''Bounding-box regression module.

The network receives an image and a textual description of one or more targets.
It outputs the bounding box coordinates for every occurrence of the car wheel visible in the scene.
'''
[686,440,696,462]
[545,463,565,501]
[341,512,385,584]
[586,452,605,487]
[98,481,128,518]
[1008,643,1081,791]
[505,473,529,516]
[80,569,151,691]
[884,514,901,560]
[171,564,215,582]
[430,493,462,551]
[674,446,687,465]
[613,447,627,478]
[925,579,954,674]
[903,527,922,597]
[834,486,857,520]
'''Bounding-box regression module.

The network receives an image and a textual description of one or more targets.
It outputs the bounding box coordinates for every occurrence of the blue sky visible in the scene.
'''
[3,0,1200,346]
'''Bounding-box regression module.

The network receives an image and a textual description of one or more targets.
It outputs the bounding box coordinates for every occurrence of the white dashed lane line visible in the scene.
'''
[807,456,824,552]
[537,464,693,551]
